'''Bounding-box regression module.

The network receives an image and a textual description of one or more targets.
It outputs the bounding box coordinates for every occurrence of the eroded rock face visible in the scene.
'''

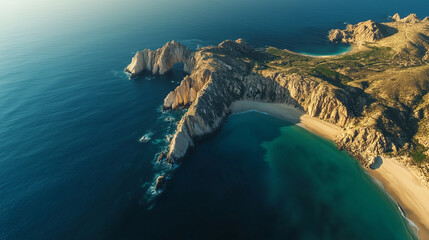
[162,39,251,110]
[166,40,251,160]
[337,127,392,159]
[329,20,386,44]
[124,41,194,77]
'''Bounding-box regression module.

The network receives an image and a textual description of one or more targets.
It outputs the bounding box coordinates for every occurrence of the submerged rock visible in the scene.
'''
[157,151,167,162]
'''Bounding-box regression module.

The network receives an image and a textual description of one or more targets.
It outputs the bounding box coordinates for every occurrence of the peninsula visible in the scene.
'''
[126,13,429,239]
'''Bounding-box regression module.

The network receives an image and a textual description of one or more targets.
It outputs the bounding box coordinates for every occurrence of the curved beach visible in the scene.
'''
[231,100,429,239]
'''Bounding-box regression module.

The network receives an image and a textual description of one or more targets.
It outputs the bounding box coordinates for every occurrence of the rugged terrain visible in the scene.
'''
[126,13,429,184]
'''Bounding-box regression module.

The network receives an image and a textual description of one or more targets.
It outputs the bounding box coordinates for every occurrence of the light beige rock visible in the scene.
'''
[125,41,194,77]
[401,13,420,23]
[392,13,421,23]
[392,13,401,22]
[328,20,386,44]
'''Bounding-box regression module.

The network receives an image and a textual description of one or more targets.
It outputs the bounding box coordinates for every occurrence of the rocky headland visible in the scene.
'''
[127,14,429,177]
[328,20,389,44]
[127,13,429,238]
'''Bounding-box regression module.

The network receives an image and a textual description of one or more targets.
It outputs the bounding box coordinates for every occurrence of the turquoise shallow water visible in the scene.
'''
[1,0,428,239]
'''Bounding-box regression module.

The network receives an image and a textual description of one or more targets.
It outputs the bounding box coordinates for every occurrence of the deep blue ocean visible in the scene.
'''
[1,0,428,239]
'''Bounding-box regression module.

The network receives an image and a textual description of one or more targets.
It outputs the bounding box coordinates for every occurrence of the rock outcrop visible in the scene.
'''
[125,41,194,77]
[392,13,421,23]
[329,20,387,43]
[162,39,251,110]
[155,175,166,191]
[392,13,401,22]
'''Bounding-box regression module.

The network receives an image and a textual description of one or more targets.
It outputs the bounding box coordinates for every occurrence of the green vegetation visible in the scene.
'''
[336,46,393,62]
[309,65,353,86]
[266,47,309,61]
[410,143,428,163]
[263,46,395,82]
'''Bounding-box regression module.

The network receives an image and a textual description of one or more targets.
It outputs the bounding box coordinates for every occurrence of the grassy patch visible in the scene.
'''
[266,47,310,61]
[336,46,393,63]
[308,65,353,86]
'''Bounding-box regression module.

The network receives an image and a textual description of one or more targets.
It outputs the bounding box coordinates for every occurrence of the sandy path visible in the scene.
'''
[230,100,429,239]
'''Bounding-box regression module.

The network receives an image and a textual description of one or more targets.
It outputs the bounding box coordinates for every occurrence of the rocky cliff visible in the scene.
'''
[124,41,194,77]
[328,20,387,44]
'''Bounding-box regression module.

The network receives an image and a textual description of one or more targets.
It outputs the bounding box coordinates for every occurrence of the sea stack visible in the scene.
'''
[124,41,194,77]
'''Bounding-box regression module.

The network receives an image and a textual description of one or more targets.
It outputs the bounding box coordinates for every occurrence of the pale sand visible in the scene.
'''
[370,158,429,239]
[230,100,429,239]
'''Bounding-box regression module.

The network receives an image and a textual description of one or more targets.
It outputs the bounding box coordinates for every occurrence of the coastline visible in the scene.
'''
[370,158,429,239]
[230,100,429,239]
[230,100,341,141]
[298,46,352,58]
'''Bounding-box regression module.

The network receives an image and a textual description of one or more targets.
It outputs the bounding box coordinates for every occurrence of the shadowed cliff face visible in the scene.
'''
[126,15,429,184]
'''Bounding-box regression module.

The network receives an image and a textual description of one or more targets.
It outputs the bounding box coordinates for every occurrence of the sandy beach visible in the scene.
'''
[370,158,429,239]
[230,100,429,239]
